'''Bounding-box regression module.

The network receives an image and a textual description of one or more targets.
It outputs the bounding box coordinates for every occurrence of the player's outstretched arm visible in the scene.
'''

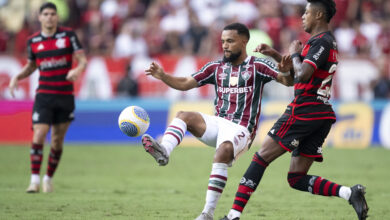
[276,55,294,86]
[66,50,87,82]
[145,62,198,91]
[9,60,37,98]
[254,43,282,62]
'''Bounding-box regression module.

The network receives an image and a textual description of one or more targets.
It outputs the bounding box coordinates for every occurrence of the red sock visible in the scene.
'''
[30,143,43,175]
[46,148,63,177]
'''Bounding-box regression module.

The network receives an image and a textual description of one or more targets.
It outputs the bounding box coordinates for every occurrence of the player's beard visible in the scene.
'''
[223,51,241,63]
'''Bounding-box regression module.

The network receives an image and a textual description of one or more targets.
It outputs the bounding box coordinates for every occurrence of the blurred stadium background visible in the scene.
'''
[0,0,389,148]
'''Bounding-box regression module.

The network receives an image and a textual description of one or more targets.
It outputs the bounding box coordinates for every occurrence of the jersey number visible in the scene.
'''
[317,64,337,98]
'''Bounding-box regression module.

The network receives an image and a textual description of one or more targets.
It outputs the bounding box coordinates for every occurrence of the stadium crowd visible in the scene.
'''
[0,0,389,99]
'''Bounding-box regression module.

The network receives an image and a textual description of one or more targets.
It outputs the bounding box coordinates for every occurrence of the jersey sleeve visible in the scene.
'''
[303,38,331,70]
[69,31,83,52]
[254,58,278,83]
[191,61,217,87]
[27,40,35,61]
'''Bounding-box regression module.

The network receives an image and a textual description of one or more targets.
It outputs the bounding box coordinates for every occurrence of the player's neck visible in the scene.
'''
[310,24,329,37]
[231,53,248,66]
[41,27,57,37]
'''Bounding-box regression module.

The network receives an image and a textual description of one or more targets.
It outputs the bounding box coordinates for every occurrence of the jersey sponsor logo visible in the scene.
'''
[40,57,67,70]
[270,129,275,134]
[230,76,238,86]
[313,46,325,60]
[261,58,276,68]
[70,36,80,50]
[56,38,66,49]
[218,86,253,94]
[55,32,66,38]
[37,43,44,51]
[32,36,42,43]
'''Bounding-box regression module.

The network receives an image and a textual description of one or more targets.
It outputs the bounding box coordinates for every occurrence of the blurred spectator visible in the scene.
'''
[371,58,390,99]
[116,64,138,97]
[112,20,148,58]
[1,0,390,100]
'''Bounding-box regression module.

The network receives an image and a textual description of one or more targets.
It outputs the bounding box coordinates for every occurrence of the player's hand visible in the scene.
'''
[145,62,165,80]
[254,43,275,56]
[66,69,81,82]
[8,76,18,98]
[289,40,303,54]
[278,55,293,73]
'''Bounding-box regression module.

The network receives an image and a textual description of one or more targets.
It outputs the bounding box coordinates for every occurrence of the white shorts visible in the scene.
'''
[197,113,251,164]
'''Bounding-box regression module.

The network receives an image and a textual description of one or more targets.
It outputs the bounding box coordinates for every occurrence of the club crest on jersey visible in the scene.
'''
[230,76,238,86]
[241,71,251,81]
[56,38,66,49]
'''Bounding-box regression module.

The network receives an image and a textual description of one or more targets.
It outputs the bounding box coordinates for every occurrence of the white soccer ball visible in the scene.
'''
[118,106,150,137]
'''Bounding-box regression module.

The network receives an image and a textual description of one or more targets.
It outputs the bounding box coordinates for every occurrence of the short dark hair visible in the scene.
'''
[223,23,250,40]
[308,0,336,23]
[39,2,57,13]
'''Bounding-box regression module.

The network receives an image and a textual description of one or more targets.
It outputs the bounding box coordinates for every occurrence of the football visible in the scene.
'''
[118,106,150,137]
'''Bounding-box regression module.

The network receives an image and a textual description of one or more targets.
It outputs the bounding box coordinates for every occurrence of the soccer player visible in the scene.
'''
[221,1,369,220]
[142,22,294,220]
[8,2,87,193]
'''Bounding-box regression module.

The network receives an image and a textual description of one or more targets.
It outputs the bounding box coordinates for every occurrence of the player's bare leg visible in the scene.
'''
[42,122,70,193]
[288,156,368,220]
[26,124,50,193]
[142,111,206,165]
[224,136,286,220]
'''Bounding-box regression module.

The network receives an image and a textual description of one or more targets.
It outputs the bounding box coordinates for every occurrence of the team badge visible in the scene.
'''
[230,76,238,86]
[241,71,251,81]
[56,38,66,49]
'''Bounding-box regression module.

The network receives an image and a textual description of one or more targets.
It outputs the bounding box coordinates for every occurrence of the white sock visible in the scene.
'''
[161,118,187,156]
[339,186,352,200]
[43,174,51,182]
[31,174,40,184]
[202,163,228,216]
[227,209,242,219]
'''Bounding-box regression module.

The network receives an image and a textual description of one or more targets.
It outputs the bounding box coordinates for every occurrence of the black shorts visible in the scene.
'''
[268,113,333,162]
[32,93,75,125]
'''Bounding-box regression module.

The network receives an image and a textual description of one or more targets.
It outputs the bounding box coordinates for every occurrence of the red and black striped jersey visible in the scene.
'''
[291,31,338,121]
[192,56,278,139]
[27,27,83,95]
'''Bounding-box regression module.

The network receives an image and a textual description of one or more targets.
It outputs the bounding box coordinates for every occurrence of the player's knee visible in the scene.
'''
[176,111,198,125]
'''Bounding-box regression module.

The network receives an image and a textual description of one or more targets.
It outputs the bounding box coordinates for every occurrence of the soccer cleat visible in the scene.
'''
[142,134,169,166]
[26,182,40,193]
[42,177,53,193]
[195,212,213,220]
[349,184,369,220]
[220,216,240,220]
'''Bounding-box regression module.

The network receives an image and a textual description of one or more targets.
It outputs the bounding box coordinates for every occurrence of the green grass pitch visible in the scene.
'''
[0,145,389,219]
